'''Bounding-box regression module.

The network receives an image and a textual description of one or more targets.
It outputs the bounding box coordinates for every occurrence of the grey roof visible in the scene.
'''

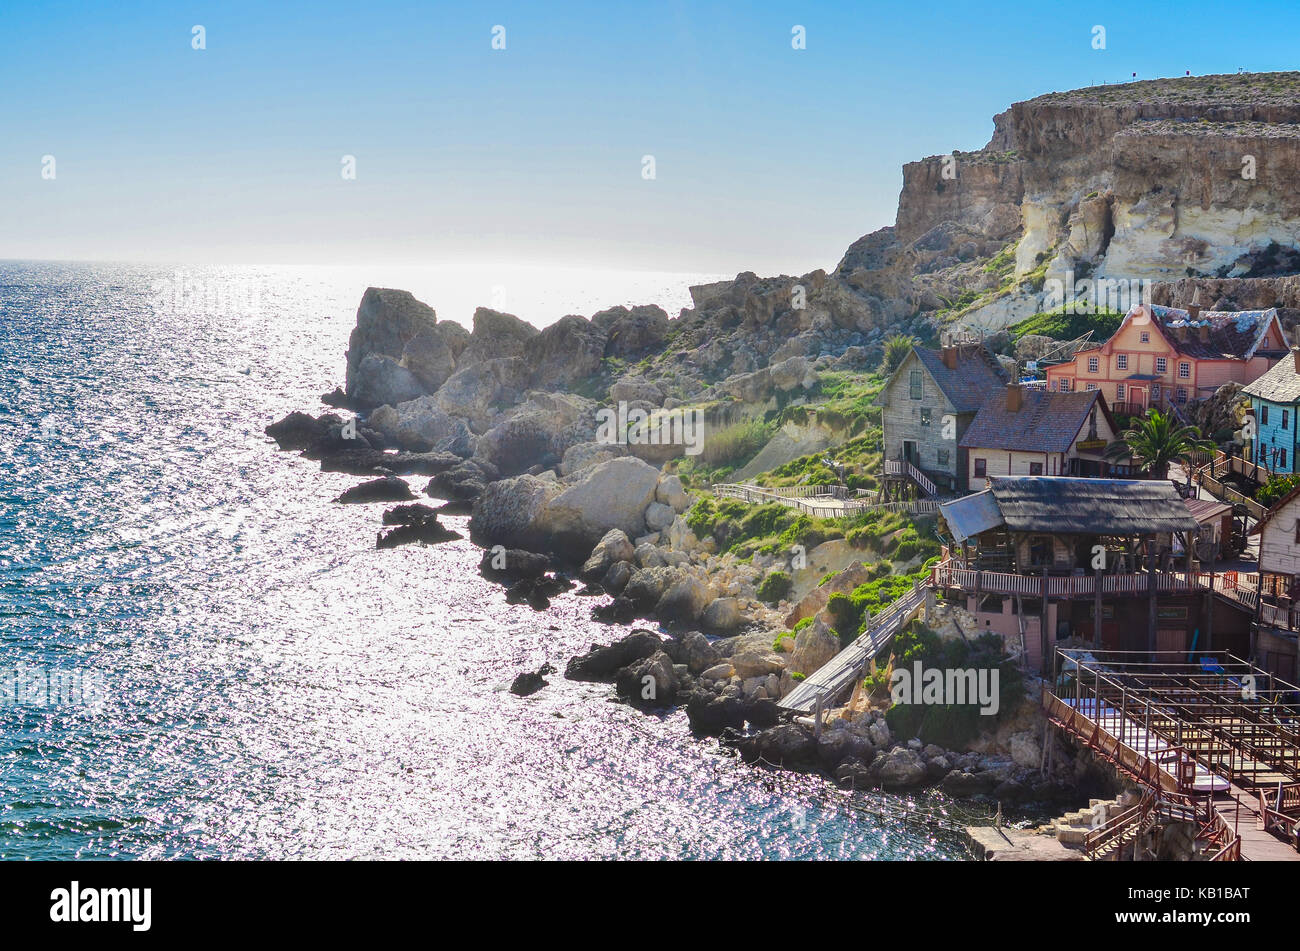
[988,477,1198,535]
[1147,305,1282,361]
[899,345,1010,413]
[958,388,1107,453]
[940,490,1005,543]
[1242,352,1300,405]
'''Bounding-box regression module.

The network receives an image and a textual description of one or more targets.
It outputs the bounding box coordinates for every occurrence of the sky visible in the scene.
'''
[2,1,1299,276]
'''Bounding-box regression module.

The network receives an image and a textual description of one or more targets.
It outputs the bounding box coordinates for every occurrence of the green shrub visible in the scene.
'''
[757,570,793,604]
[1259,472,1300,507]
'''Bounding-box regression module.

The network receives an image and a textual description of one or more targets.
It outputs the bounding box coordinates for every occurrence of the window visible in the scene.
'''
[1086,383,1098,391]
[1140,332,1150,343]
[1059,378,1071,392]
[1116,354,1128,371]
[909,370,923,400]
[1029,462,1044,475]
[1285,410,1290,430]
[1262,405,1270,425]
[974,458,987,478]
[1088,356,1099,373]
[1116,383,1126,400]
[937,449,950,467]
[1176,387,1188,403]
[1155,356,1167,374]
[1178,362,1190,379]
[1152,384,1161,400]
[920,408,932,426]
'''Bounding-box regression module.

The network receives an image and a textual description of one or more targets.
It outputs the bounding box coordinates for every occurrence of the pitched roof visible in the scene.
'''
[988,477,1198,535]
[1184,498,1233,522]
[940,490,1004,543]
[1147,305,1283,361]
[958,388,1108,453]
[1242,351,1300,404]
[878,345,1008,413]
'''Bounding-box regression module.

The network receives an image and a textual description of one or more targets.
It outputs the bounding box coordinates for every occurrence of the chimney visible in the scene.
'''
[1292,346,1300,373]
[1006,382,1023,412]
[1198,323,1209,343]
[941,346,957,370]
[1188,288,1202,322]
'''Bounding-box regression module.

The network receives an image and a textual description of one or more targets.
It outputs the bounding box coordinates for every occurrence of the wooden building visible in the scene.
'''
[937,477,1252,673]
[876,342,1008,494]
[1044,303,1288,415]
[957,384,1126,484]
[1242,347,1300,474]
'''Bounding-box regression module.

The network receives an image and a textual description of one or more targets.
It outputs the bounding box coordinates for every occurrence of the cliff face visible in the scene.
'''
[829,71,1300,335]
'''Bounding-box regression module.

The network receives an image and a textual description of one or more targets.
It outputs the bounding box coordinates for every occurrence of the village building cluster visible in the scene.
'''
[876,302,1300,682]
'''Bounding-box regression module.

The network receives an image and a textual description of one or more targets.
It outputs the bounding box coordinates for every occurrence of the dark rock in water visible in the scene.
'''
[509,663,556,696]
[729,723,817,768]
[574,583,605,597]
[503,575,574,611]
[479,548,550,579]
[334,475,416,504]
[376,507,461,548]
[301,421,375,460]
[382,502,440,525]
[427,459,499,501]
[321,386,355,410]
[941,770,996,798]
[745,698,781,730]
[685,689,745,735]
[435,499,473,516]
[565,629,662,682]
[614,650,678,708]
[320,448,462,477]
[834,756,876,788]
[266,411,335,451]
[591,596,637,624]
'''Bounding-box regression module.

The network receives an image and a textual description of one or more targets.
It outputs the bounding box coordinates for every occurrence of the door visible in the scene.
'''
[903,441,919,466]
[1129,387,1146,412]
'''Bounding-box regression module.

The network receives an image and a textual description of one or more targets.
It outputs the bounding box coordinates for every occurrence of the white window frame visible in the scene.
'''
[1178,362,1190,379]
[1116,354,1128,371]
[1155,356,1167,374]
[1088,356,1099,373]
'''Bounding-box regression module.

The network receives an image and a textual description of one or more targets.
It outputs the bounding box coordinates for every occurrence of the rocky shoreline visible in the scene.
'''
[263,286,1115,822]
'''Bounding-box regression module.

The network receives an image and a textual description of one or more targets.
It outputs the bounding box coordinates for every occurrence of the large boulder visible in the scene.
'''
[643,501,676,532]
[345,288,461,405]
[655,576,713,625]
[623,566,683,607]
[367,395,473,454]
[469,474,558,548]
[608,377,665,406]
[560,441,626,477]
[432,357,529,432]
[348,354,426,409]
[565,629,663,681]
[472,393,596,477]
[768,355,812,391]
[615,650,678,707]
[591,304,670,358]
[701,597,743,633]
[679,631,721,675]
[523,315,607,387]
[875,747,928,787]
[533,456,662,550]
[581,529,636,580]
[655,474,690,513]
[789,616,841,675]
[456,307,539,369]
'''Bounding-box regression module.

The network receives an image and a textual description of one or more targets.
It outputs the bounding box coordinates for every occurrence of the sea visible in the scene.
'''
[0,260,972,859]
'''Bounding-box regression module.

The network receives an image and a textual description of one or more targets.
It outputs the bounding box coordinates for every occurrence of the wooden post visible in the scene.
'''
[813,693,823,739]
[1146,537,1158,659]
[1094,579,1103,650]
[1205,571,1215,651]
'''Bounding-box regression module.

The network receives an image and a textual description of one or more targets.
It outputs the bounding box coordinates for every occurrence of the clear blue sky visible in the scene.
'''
[2,0,1298,274]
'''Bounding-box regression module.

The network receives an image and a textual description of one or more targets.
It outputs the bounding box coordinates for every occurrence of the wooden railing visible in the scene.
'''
[884,458,938,497]
[712,482,947,518]
[1257,783,1300,848]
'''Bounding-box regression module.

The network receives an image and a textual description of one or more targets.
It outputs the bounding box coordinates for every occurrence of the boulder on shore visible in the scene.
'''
[334,476,416,504]
[565,630,664,682]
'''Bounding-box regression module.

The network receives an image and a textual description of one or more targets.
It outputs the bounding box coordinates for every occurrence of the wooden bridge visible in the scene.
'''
[777,582,927,715]
[712,482,945,518]
[1046,649,1300,860]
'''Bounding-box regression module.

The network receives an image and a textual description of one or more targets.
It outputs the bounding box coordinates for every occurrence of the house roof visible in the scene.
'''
[988,476,1198,535]
[1242,352,1300,405]
[1184,498,1233,523]
[877,344,1009,413]
[1147,305,1283,361]
[942,477,1198,540]
[940,490,1005,543]
[958,388,1110,453]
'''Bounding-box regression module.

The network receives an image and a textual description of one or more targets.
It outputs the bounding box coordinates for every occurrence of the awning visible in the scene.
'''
[940,490,1005,543]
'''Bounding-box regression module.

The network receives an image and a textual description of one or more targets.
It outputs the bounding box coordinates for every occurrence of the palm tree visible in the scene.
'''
[1104,409,1214,480]
[883,334,915,374]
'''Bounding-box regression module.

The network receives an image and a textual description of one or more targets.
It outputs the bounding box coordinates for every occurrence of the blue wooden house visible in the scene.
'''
[1242,349,1300,474]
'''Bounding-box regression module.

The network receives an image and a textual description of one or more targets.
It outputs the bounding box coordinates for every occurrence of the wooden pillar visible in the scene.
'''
[1146,536,1158,658]
[1205,571,1215,652]
[1041,571,1051,678]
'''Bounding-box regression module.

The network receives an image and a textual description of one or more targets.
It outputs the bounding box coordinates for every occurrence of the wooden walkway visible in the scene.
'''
[777,583,926,715]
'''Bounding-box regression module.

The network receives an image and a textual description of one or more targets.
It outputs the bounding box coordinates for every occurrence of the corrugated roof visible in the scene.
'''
[1184,498,1233,522]
[1242,352,1300,404]
[988,477,1198,535]
[940,490,1004,543]
[909,345,1010,413]
[1149,305,1281,361]
[958,388,1106,453]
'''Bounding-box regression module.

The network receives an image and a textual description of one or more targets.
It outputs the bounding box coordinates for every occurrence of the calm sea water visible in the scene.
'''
[0,261,971,860]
